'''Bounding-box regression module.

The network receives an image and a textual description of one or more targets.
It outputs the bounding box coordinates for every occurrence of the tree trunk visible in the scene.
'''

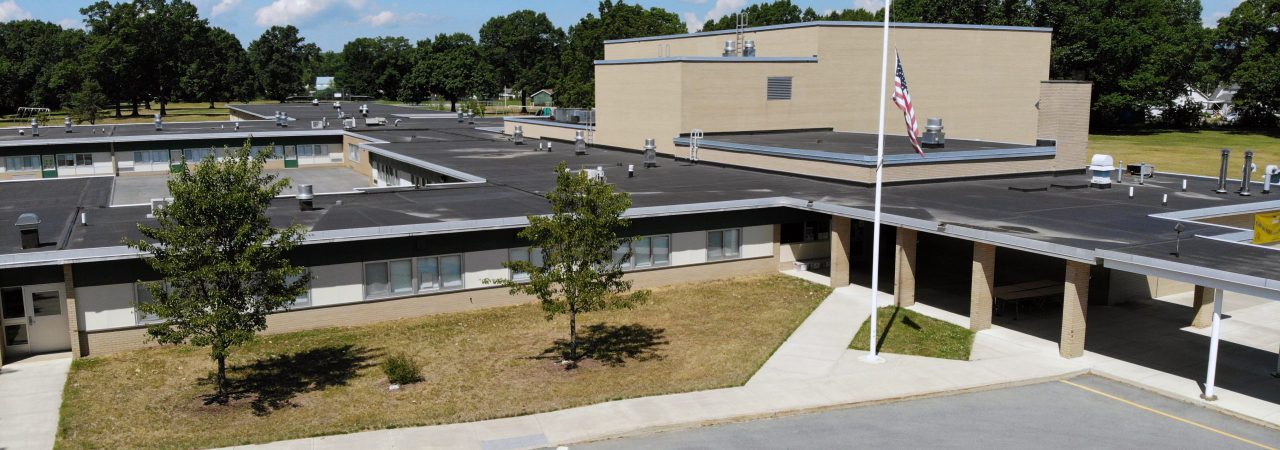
[130,100,139,117]
[569,307,578,362]
[450,99,457,112]
[160,100,167,117]
[520,89,528,114]
[114,101,122,118]
[216,354,227,396]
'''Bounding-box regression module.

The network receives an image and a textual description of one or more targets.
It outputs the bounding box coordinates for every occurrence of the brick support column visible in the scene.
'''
[772,224,783,270]
[1191,285,1215,329]
[1060,260,1091,358]
[895,228,918,307]
[831,216,852,288]
[969,242,996,331]
[64,264,83,358]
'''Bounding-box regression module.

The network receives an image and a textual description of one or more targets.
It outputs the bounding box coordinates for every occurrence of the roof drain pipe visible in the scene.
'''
[1214,148,1230,194]
[1239,150,1254,196]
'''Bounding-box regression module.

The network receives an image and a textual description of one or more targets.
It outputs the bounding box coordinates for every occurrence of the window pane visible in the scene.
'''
[634,237,652,267]
[4,324,27,346]
[653,236,670,265]
[613,241,630,267]
[31,291,60,317]
[389,260,413,294]
[364,262,389,297]
[287,274,310,307]
[134,151,149,164]
[531,247,544,267]
[724,229,740,257]
[135,284,160,323]
[154,150,169,162]
[1,287,24,318]
[509,248,529,280]
[707,231,723,259]
[418,256,439,290]
[440,255,463,289]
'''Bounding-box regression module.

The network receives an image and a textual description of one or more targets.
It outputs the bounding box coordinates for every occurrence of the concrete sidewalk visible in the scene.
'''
[0,354,72,450]
[231,284,1089,450]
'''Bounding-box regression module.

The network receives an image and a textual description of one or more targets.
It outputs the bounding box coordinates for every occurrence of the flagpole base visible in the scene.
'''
[861,354,886,364]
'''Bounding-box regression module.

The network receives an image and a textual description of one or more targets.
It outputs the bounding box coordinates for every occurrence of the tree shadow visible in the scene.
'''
[537,323,669,368]
[201,344,377,415]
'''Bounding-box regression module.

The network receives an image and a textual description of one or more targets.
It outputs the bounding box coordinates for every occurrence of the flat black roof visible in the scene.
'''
[1,116,1276,296]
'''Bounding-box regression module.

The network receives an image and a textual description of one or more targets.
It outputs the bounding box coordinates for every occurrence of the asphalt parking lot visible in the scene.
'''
[573,375,1280,449]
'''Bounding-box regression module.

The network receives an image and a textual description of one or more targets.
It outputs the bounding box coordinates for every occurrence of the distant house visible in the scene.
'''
[499,87,517,100]
[315,76,335,91]
[531,89,554,106]
[1165,84,1239,122]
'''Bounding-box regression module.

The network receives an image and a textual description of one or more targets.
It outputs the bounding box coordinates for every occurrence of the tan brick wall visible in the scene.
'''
[970,242,995,331]
[1191,285,1215,328]
[503,121,583,143]
[79,256,777,357]
[895,228,918,307]
[830,216,852,288]
[341,135,375,180]
[64,264,84,358]
[1060,260,1090,358]
[1036,81,1093,170]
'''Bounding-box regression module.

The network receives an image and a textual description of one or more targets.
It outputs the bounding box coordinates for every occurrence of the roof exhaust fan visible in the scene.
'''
[16,213,40,249]
[64,117,73,133]
[513,125,524,145]
[298,184,315,211]
[743,40,756,57]
[723,40,736,57]
[30,118,39,137]
[575,131,587,155]
[154,114,163,131]
[921,117,945,148]
[1088,154,1115,189]
[643,138,657,168]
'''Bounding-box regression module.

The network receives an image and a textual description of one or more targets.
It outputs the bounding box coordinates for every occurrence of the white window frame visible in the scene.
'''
[134,282,164,324]
[287,272,312,308]
[4,155,40,172]
[614,234,672,270]
[707,228,742,261]
[348,143,360,162]
[363,255,464,300]
[508,247,545,281]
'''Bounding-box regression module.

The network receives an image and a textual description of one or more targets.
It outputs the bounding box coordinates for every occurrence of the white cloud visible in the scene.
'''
[58,18,84,30]
[684,0,745,33]
[254,0,366,26]
[854,0,884,11]
[359,11,440,28]
[212,0,242,17]
[0,0,32,22]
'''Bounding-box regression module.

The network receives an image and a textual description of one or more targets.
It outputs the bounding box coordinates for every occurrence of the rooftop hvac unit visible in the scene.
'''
[365,117,387,126]
[580,167,606,182]
[921,117,945,148]
[311,120,325,129]
[343,118,356,130]
[1088,154,1115,189]
[333,101,341,109]
[743,40,756,57]
[643,138,657,168]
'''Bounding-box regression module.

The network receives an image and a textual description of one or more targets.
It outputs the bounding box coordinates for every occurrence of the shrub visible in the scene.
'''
[382,352,422,385]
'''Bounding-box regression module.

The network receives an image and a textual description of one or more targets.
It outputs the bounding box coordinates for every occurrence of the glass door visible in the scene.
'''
[1,287,30,356]
[283,145,299,168]
[40,154,57,179]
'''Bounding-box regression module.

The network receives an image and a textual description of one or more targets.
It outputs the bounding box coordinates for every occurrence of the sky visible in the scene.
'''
[0,0,1249,51]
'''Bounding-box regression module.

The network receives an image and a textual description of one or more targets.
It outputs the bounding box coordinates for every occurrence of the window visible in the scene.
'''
[509,247,545,281]
[287,273,311,308]
[133,150,170,165]
[348,143,360,162]
[614,235,671,270]
[708,229,741,260]
[767,76,793,100]
[76,153,93,166]
[184,148,214,162]
[134,283,163,324]
[30,291,60,316]
[4,155,40,172]
[364,255,463,299]
[780,220,830,244]
[57,154,75,167]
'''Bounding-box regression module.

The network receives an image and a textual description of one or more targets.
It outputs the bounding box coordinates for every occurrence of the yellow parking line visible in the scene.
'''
[1059,379,1276,450]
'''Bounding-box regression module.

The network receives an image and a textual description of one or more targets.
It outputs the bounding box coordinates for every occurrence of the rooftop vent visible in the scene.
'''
[643,138,657,168]
[16,213,40,249]
[332,101,341,109]
[723,40,736,57]
[1215,149,1230,194]
[1239,150,1255,196]
[921,117,945,148]
[360,104,369,117]
[1088,154,1115,189]
[154,114,163,131]
[580,167,606,182]
[30,118,39,137]
[343,118,356,130]
[457,111,464,122]
[513,125,525,145]
[298,184,315,211]
[64,117,73,133]
[312,98,319,106]
[575,131,587,155]
[1264,165,1278,194]
[148,198,169,218]
[743,40,756,57]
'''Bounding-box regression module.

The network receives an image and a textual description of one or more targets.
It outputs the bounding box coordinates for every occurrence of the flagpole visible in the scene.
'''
[862,0,891,364]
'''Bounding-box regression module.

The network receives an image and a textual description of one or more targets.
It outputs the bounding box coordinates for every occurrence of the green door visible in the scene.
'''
[169,150,184,173]
[283,146,298,168]
[40,155,57,178]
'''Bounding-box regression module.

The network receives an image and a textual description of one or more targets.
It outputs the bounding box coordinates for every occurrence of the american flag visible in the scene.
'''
[892,51,924,157]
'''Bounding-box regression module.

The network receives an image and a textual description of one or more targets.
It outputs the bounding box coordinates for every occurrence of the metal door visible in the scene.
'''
[1,284,70,357]
[283,145,299,168]
[40,155,57,178]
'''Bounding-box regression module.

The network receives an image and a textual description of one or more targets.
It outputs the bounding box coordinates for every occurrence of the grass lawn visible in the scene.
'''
[850,306,974,361]
[4,101,276,126]
[57,274,830,449]
[1089,130,1280,180]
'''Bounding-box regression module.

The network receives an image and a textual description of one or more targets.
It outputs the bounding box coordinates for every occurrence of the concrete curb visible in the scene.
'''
[1088,369,1280,431]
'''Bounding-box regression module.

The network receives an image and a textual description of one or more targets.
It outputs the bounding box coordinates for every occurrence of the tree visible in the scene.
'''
[0,20,86,114]
[480,10,565,112]
[487,162,648,365]
[248,25,308,101]
[181,27,250,108]
[426,33,498,111]
[399,38,434,103]
[337,36,414,98]
[702,0,803,31]
[1214,0,1280,126]
[125,142,309,397]
[81,1,147,117]
[556,1,685,107]
[68,80,108,125]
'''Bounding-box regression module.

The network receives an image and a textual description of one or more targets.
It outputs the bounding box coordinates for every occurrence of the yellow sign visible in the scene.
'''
[1256,212,1280,245]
